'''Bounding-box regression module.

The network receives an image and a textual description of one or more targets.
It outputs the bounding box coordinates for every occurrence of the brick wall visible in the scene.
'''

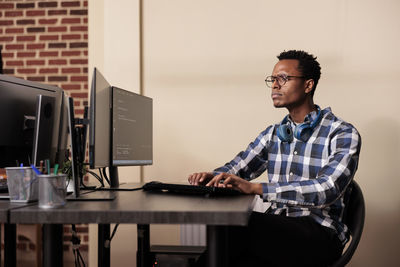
[0,0,88,116]
[0,0,89,263]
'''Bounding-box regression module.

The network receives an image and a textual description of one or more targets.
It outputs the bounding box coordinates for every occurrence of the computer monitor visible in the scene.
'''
[89,68,153,188]
[0,74,64,168]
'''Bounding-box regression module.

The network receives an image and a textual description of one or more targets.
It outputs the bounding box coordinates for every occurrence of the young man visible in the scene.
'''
[188,50,361,266]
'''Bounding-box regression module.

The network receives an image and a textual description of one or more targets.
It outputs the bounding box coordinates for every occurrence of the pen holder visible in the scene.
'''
[5,167,38,203]
[38,174,67,209]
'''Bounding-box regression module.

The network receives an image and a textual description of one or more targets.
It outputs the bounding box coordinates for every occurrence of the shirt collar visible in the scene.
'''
[287,106,330,125]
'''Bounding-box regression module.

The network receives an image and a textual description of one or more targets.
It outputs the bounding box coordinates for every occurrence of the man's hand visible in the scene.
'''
[206,173,263,195]
[188,172,214,185]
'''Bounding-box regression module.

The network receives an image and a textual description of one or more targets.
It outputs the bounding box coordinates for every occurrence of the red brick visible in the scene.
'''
[83,51,88,56]
[48,43,67,49]
[38,2,58,8]
[48,26,67,32]
[61,18,80,24]
[84,1,88,7]
[2,52,14,58]
[62,51,80,56]
[49,76,68,82]
[27,60,45,66]
[70,59,87,65]
[49,59,67,65]
[17,68,36,74]
[71,92,88,99]
[27,43,45,49]
[71,76,87,82]
[62,68,81,74]
[84,34,88,40]
[17,35,36,41]
[62,84,81,90]
[48,10,67,16]
[39,51,59,57]
[39,68,58,74]
[27,27,46,33]
[40,35,59,41]
[0,36,13,42]
[62,1,80,7]
[83,83,88,89]
[70,26,87,32]
[16,3,35,9]
[39,18,57,24]
[70,42,87,49]
[5,44,24,50]
[5,28,24,34]
[3,69,15,75]
[0,3,14,9]
[83,67,88,73]
[27,76,45,82]
[5,11,23,17]
[62,34,81,40]
[83,18,88,24]
[27,10,46,16]
[6,60,24,66]
[70,10,87,16]
[17,19,35,25]
[17,52,36,57]
[80,244,88,251]
[0,20,13,26]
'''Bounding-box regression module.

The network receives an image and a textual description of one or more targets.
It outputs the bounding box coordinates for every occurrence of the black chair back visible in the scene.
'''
[331,180,365,267]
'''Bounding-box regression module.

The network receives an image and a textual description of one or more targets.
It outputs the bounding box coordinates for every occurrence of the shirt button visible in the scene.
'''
[290,172,294,176]
[294,150,298,155]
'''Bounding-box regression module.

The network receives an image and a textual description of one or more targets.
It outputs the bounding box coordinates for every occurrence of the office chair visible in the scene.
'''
[330,180,365,267]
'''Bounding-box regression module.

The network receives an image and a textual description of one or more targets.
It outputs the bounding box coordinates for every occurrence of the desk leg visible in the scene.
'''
[98,224,110,267]
[137,224,151,267]
[43,224,63,267]
[4,223,16,267]
[206,225,229,267]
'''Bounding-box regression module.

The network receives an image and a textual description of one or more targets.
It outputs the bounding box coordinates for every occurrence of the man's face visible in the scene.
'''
[270,59,310,109]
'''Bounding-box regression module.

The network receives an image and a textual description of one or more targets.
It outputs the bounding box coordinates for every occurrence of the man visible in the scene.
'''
[188,50,361,266]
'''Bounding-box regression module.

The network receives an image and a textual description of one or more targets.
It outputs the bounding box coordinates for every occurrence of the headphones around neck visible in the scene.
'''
[277,105,322,143]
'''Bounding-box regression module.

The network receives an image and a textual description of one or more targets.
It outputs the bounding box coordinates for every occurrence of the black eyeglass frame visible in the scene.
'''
[265,75,305,88]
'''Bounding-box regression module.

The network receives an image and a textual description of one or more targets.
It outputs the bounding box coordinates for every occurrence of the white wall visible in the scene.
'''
[90,0,400,266]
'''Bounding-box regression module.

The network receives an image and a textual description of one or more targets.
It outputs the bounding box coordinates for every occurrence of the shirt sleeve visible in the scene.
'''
[213,126,273,180]
[261,123,361,207]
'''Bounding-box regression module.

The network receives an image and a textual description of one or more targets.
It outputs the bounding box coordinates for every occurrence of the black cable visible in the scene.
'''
[86,170,104,187]
[71,224,86,267]
[104,224,120,248]
[101,167,111,186]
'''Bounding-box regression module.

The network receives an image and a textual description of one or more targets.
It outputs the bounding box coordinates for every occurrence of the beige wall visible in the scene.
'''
[90,0,400,266]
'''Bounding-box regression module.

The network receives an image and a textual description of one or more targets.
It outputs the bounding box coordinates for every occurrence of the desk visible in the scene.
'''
[9,184,256,267]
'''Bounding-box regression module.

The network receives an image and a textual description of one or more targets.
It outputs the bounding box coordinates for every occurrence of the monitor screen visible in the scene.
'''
[0,74,63,168]
[112,87,153,166]
[89,68,111,169]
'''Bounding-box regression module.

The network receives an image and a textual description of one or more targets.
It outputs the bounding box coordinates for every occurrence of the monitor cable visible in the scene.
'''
[71,224,86,267]
[104,224,120,249]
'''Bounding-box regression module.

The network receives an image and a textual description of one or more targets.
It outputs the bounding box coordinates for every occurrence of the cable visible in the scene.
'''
[71,224,86,267]
[104,224,120,248]
[101,167,111,186]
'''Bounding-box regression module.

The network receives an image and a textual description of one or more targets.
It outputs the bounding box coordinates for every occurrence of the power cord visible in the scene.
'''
[71,224,86,267]
[104,224,120,248]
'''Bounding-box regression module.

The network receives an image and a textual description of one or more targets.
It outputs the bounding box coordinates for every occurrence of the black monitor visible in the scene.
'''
[0,74,64,168]
[89,68,153,188]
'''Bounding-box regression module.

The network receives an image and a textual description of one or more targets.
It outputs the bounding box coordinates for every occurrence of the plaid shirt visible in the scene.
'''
[214,107,361,244]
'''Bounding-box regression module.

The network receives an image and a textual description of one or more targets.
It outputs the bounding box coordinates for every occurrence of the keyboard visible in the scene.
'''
[142,181,242,196]
[0,179,8,193]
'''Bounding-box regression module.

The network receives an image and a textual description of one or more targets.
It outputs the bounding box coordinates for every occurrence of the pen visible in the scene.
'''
[53,164,59,175]
[39,160,44,174]
[31,165,42,176]
[46,159,51,175]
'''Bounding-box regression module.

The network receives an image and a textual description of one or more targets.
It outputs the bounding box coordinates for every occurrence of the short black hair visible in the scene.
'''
[277,50,321,96]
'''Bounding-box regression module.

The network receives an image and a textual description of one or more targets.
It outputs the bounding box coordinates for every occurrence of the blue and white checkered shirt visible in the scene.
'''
[214,107,361,245]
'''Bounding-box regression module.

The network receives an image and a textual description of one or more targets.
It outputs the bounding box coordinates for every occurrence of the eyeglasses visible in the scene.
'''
[265,74,305,88]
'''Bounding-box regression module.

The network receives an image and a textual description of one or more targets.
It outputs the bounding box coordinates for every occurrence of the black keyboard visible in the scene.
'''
[142,181,242,196]
[0,179,8,193]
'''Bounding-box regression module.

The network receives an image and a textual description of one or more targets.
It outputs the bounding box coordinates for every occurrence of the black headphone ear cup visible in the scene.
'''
[277,124,293,142]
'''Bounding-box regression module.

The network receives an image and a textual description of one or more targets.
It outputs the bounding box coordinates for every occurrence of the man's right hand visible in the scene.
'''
[188,172,214,185]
